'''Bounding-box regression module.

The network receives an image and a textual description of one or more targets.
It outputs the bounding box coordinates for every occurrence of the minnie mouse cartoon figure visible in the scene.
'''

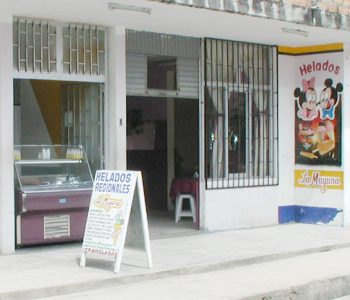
[319,78,343,120]
[294,77,318,121]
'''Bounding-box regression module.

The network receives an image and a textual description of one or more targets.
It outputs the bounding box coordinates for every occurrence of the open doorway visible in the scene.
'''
[126,96,199,238]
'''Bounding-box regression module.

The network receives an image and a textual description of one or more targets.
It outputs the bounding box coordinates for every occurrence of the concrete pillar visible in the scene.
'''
[343,43,350,227]
[0,15,15,254]
[107,26,126,170]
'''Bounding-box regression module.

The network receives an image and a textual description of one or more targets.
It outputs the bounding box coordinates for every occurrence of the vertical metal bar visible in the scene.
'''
[79,85,82,145]
[269,47,273,185]
[271,46,275,183]
[90,27,93,74]
[47,23,50,73]
[231,41,235,187]
[236,43,247,185]
[211,40,218,188]
[267,47,270,183]
[33,22,36,72]
[96,28,100,75]
[25,21,28,72]
[243,43,248,187]
[208,39,214,187]
[225,40,230,187]
[257,44,261,185]
[40,22,43,73]
[243,44,249,188]
[83,26,86,74]
[209,39,214,187]
[265,47,273,185]
[263,46,267,185]
[261,46,264,185]
[77,26,80,74]
[76,26,79,74]
[221,40,225,188]
[261,45,264,185]
[85,85,88,157]
[67,86,71,145]
[86,85,90,160]
[273,47,276,184]
[251,44,254,184]
[204,39,207,183]
[215,39,219,187]
[238,44,242,187]
[91,85,94,162]
[99,84,104,169]
[262,46,266,186]
[238,42,242,186]
[73,85,76,144]
[17,20,20,71]
[254,45,258,184]
[61,85,65,145]
[69,26,72,74]
[204,38,208,188]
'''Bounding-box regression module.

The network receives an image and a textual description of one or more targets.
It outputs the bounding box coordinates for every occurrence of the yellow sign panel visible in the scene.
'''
[294,169,343,192]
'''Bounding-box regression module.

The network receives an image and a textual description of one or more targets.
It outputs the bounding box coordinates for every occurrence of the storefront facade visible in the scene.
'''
[1,0,350,254]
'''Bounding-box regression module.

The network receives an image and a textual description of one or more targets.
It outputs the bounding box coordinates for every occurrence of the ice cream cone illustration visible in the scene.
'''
[112,211,124,246]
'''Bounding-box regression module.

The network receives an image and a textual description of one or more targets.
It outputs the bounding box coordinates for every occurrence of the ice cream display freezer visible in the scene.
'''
[14,145,93,246]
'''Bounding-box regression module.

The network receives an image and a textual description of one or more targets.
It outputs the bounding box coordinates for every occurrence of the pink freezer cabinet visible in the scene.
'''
[14,145,93,246]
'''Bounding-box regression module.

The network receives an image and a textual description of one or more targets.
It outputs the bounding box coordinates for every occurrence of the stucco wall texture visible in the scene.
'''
[151,0,350,31]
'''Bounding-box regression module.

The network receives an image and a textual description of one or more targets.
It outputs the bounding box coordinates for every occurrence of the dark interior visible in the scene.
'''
[127,96,198,211]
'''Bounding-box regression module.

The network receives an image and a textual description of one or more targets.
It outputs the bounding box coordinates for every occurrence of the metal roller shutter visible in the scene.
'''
[126,30,199,99]
[126,55,147,96]
[177,57,199,99]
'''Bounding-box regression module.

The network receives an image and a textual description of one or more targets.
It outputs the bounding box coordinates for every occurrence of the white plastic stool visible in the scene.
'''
[175,194,196,223]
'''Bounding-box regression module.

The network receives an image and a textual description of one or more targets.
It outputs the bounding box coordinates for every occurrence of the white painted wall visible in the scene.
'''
[204,187,279,231]
[278,55,297,208]
[0,14,15,254]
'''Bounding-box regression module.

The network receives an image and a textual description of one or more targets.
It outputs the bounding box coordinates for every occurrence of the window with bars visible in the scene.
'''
[62,25,105,75]
[204,38,278,189]
[13,18,106,77]
[13,18,57,73]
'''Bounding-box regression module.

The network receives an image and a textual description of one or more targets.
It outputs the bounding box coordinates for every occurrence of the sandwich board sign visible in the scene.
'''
[80,170,152,273]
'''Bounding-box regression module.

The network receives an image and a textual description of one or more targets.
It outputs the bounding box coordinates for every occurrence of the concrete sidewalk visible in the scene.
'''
[1,224,350,299]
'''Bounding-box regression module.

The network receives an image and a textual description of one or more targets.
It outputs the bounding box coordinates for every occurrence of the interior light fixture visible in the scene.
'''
[282,27,308,38]
[108,2,152,15]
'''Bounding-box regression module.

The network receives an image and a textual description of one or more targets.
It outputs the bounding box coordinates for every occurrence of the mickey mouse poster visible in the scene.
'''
[294,72,342,165]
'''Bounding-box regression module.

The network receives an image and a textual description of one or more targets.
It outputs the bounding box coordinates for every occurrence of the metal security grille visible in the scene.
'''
[61,83,104,173]
[204,38,278,189]
[13,18,57,73]
[62,24,105,75]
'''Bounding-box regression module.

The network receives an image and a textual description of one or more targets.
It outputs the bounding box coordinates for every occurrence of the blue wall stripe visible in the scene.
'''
[278,205,295,224]
[279,205,342,224]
